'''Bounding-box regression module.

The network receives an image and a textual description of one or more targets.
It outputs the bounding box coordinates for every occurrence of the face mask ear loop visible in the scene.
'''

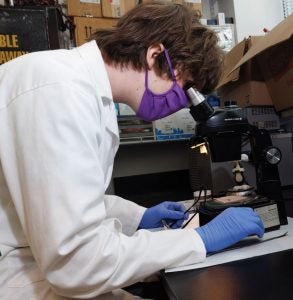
[145,47,176,89]
[145,67,149,89]
[164,48,176,82]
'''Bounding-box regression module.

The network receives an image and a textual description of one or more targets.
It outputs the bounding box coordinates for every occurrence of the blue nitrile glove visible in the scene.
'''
[195,207,265,253]
[138,201,189,229]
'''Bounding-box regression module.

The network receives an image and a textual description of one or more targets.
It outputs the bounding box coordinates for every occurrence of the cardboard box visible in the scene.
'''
[217,14,293,112]
[217,36,273,107]
[140,0,202,14]
[154,108,195,140]
[67,0,102,17]
[153,114,177,140]
[218,81,273,108]
[73,17,117,46]
[257,38,293,112]
[141,0,183,3]
[101,0,137,18]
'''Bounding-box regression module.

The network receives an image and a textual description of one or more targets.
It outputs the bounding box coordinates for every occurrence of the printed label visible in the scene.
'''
[254,204,280,229]
[81,0,100,3]
[0,34,29,64]
[185,0,202,3]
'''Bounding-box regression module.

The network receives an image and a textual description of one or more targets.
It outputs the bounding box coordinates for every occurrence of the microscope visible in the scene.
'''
[186,87,288,232]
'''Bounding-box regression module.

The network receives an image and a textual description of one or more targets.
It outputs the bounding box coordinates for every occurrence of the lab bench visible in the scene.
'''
[161,205,293,300]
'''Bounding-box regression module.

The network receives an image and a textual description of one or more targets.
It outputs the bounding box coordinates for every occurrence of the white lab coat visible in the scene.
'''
[0,41,206,299]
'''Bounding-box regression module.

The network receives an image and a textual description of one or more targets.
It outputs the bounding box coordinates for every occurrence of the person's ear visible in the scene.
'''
[146,43,164,70]
[174,69,183,81]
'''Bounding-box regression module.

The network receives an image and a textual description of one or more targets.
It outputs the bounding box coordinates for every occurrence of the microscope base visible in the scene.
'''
[198,198,284,232]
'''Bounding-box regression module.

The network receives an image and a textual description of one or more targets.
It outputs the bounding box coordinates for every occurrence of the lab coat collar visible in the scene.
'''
[76,41,119,143]
[76,40,113,104]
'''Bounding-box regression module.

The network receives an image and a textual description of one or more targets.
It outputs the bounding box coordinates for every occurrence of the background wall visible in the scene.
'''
[233,0,284,41]
[202,0,284,42]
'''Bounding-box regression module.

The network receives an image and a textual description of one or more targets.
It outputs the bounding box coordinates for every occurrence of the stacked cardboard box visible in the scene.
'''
[69,0,203,46]
[73,16,117,46]
[140,0,202,15]
[101,0,137,18]
[141,0,184,3]
[67,0,137,46]
[67,0,102,18]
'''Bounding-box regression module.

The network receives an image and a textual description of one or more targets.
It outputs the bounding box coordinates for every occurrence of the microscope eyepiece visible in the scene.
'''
[186,88,206,106]
[186,87,214,122]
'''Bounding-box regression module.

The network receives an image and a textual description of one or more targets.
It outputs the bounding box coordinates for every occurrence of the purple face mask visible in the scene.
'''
[136,48,188,122]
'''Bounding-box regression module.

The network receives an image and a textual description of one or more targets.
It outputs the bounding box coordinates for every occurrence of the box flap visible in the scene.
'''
[217,39,246,88]
[217,36,264,88]
[247,36,263,48]
[230,14,293,74]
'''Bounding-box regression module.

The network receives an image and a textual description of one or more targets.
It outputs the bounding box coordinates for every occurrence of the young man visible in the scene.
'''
[0,2,264,299]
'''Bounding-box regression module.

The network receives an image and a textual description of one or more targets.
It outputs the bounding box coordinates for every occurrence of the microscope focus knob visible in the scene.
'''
[264,146,282,165]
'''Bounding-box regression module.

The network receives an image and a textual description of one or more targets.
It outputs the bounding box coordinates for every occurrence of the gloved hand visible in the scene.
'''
[138,201,188,229]
[195,207,264,253]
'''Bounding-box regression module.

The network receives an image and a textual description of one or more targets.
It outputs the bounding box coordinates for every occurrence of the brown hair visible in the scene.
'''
[91,1,223,94]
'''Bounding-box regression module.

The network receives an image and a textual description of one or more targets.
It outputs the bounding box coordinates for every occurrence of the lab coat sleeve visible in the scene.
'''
[104,195,146,236]
[1,83,206,299]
